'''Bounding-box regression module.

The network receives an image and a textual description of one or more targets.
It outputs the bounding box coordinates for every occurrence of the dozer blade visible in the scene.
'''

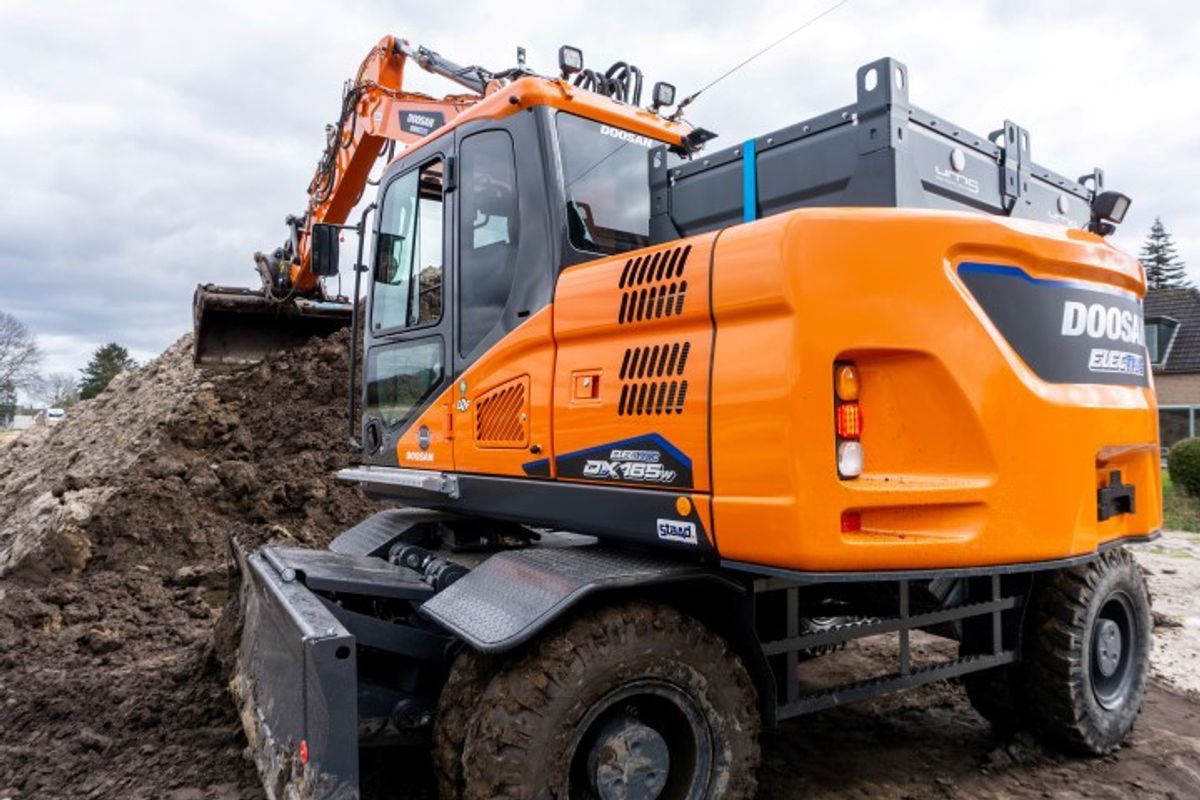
[193,284,352,368]
[227,537,361,800]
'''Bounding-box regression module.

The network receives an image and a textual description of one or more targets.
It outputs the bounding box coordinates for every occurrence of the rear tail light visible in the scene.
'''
[840,510,862,533]
[836,403,863,439]
[837,441,864,478]
[835,364,860,401]
[834,361,863,479]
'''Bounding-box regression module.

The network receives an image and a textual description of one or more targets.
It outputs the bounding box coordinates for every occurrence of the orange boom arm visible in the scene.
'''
[288,36,486,293]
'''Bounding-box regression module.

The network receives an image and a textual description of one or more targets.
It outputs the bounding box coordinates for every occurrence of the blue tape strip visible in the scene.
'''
[742,138,757,222]
[958,262,1137,298]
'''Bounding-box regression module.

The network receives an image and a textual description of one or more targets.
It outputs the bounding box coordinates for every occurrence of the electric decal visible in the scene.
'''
[546,433,694,488]
[958,262,1149,387]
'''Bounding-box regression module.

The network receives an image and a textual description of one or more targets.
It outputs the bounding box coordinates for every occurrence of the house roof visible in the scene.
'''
[1145,287,1200,373]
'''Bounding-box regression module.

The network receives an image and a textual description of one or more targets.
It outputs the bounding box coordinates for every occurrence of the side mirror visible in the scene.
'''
[311,223,340,277]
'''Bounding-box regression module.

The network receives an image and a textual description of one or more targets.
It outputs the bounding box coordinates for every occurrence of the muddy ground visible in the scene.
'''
[1,332,1198,799]
[0,331,376,800]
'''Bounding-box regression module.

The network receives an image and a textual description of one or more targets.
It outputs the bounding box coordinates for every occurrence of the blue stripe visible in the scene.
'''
[957,262,1138,299]
[521,458,549,475]
[742,138,757,223]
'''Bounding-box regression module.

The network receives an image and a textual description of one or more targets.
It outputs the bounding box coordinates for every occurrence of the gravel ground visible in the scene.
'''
[1141,529,1200,698]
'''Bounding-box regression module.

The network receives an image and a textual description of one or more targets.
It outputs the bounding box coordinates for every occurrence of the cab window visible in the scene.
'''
[458,131,520,355]
[366,338,444,428]
[556,112,674,256]
[372,159,444,332]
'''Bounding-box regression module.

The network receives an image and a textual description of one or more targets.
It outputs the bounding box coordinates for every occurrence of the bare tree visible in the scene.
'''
[31,372,81,408]
[0,310,43,390]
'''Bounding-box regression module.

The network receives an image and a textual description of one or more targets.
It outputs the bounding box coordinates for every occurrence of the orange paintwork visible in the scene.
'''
[344,49,1160,573]
[378,75,689,167]
[553,237,716,492]
[394,204,1159,572]
[393,307,556,478]
[707,209,1159,570]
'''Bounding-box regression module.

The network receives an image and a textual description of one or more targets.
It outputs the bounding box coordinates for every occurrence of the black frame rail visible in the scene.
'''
[757,575,1020,720]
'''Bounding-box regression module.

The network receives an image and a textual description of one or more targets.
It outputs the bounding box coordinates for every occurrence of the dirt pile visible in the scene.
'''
[0,329,376,800]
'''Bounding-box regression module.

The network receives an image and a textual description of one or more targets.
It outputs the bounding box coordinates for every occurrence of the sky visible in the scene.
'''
[1,0,1197,388]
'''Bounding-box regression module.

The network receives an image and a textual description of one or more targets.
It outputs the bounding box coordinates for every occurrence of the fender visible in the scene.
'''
[418,543,736,653]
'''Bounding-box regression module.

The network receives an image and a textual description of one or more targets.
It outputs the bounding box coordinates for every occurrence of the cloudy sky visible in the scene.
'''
[1,0,1196,384]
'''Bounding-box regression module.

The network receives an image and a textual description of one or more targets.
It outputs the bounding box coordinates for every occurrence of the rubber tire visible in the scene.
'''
[961,665,1022,736]
[1020,548,1152,755]
[433,647,495,799]
[460,601,762,799]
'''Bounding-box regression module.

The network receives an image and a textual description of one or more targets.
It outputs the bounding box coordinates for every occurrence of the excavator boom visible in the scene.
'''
[193,36,485,367]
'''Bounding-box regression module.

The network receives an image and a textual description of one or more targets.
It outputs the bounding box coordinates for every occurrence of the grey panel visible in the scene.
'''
[342,471,716,556]
[419,545,725,652]
[267,546,433,601]
[328,507,454,557]
[661,57,1104,241]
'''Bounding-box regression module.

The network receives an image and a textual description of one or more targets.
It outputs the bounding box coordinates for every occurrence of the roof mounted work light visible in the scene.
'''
[1088,190,1131,237]
[650,81,676,112]
[559,46,584,78]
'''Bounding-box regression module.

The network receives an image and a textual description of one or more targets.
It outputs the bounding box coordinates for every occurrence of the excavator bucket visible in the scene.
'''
[193,284,353,368]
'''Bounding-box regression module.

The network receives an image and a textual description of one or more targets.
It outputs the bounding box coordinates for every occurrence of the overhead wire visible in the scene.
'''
[670,0,852,120]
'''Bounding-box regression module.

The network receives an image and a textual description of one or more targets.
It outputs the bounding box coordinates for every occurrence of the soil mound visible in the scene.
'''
[0,329,376,799]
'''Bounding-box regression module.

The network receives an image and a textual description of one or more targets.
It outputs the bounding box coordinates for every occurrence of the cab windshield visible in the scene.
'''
[555,112,678,256]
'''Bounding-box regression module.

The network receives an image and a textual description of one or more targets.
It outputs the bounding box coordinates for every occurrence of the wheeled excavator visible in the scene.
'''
[200,34,1158,800]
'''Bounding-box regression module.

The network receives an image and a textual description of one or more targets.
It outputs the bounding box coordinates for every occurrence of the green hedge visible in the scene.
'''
[1167,437,1200,497]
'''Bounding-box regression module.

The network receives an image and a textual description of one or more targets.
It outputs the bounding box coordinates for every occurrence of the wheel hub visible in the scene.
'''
[1091,591,1139,710]
[588,713,671,800]
[1094,618,1123,678]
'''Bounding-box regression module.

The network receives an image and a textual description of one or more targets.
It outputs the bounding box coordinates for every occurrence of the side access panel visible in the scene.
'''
[550,236,717,502]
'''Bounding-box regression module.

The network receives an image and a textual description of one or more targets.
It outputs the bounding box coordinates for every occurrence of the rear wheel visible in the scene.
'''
[461,601,761,799]
[1021,549,1152,755]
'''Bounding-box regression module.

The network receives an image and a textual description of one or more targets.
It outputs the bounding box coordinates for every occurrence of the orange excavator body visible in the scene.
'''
[385,210,1158,572]
[222,37,1161,799]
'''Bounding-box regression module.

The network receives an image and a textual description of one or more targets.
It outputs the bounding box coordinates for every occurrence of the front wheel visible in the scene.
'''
[1021,548,1152,755]
[461,601,761,799]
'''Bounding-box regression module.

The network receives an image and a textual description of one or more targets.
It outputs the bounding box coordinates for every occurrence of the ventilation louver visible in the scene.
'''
[617,341,691,416]
[474,376,529,447]
[617,244,691,324]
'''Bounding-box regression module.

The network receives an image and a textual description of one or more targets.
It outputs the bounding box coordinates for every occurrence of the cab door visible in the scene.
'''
[450,115,557,477]
[361,151,455,471]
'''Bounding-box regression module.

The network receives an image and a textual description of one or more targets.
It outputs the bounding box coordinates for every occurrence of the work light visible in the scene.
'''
[1092,191,1131,224]
[559,46,584,78]
[1087,190,1132,237]
[651,81,676,111]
